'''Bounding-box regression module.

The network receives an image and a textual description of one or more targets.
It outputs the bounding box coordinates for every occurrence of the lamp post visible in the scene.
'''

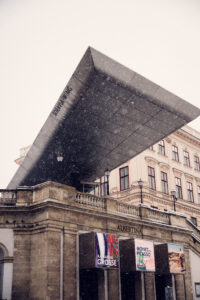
[138,178,144,204]
[57,155,63,162]
[171,190,178,212]
[105,169,110,196]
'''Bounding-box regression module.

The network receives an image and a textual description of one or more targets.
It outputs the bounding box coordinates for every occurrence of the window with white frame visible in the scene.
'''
[198,186,200,204]
[161,171,168,194]
[191,217,197,226]
[183,151,190,166]
[119,166,129,191]
[158,140,165,155]
[172,145,179,162]
[194,155,200,171]
[148,166,156,190]
[187,182,194,202]
[100,176,108,196]
[175,177,182,199]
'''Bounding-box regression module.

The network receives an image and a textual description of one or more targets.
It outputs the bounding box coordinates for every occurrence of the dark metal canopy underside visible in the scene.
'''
[8,47,200,189]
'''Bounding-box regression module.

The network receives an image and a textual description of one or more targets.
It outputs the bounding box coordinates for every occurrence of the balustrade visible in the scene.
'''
[76,192,106,209]
[118,202,140,217]
[0,190,17,205]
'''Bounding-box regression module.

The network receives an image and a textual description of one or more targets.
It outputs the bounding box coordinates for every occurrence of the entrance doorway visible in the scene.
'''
[0,248,4,299]
[155,274,173,300]
[80,269,104,300]
[121,272,142,300]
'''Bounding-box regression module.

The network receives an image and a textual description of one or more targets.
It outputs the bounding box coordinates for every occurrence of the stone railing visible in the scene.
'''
[0,190,17,206]
[118,202,140,217]
[1,182,199,232]
[76,192,106,210]
[141,206,170,224]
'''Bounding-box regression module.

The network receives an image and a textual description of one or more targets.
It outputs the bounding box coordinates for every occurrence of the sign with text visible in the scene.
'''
[95,233,119,268]
[168,244,185,274]
[135,239,155,272]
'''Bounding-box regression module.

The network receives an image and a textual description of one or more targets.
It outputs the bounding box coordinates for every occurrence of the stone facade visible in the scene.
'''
[0,181,200,299]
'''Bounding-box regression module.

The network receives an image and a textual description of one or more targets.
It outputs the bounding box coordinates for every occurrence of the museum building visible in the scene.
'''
[0,48,200,300]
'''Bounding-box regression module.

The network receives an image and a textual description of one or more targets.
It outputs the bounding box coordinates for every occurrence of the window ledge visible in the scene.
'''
[183,164,192,168]
[172,159,181,164]
[157,152,167,157]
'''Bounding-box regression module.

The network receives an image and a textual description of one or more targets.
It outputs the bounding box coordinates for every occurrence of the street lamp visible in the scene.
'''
[105,169,110,196]
[171,190,178,211]
[56,145,64,162]
[57,155,63,162]
[138,178,144,204]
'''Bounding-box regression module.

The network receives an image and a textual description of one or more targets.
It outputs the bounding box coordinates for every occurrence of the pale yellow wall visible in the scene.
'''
[107,125,200,225]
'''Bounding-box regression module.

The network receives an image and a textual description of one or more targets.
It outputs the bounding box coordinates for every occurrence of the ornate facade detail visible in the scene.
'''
[144,156,158,166]
[184,172,194,181]
[172,167,184,177]
[158,162,170,171]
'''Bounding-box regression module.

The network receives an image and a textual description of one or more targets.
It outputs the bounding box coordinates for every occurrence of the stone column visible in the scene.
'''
[12,232,30,300]
[175,275,186,300]
[144,272,155,300]
[63,232,77,300]
[107,269,120,300]
[46,230,61,300]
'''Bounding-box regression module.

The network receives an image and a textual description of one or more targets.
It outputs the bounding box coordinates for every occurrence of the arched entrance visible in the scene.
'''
[0,247,4,299]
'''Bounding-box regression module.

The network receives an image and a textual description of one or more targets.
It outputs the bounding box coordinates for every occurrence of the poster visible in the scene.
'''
[168,244,186,274]
[95,233,119,268]
[135,239,155,271]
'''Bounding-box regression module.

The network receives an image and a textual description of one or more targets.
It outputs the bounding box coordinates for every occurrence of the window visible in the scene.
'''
[100,176,108,196]
[161,172,168,194]
[175,177,182,199]
[194,156,200,171]
[148,167,156,190]
[191,217,197,226]
[172,145,179,161]
[158,140,165,155]
[198,186,200,203]
[187,182,194,202]
[149,145,154,151]
[183,151,190,166]
[119,166,129,191]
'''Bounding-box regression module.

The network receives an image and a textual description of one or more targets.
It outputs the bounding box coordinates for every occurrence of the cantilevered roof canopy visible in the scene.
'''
[8,47,200,189]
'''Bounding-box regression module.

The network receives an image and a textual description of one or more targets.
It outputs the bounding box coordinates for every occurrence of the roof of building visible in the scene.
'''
[8,47,200,189]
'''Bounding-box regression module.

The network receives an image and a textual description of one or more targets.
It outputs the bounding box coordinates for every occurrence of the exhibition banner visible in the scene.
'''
[95,233,119,268]
[168,244,186,274]
[135,239,155,272]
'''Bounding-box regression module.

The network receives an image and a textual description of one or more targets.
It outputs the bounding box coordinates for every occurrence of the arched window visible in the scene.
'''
[0,244,12,300]
[0,247,4,299]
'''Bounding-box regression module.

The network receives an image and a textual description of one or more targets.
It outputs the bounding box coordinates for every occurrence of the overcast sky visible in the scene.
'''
[0,0,200,188]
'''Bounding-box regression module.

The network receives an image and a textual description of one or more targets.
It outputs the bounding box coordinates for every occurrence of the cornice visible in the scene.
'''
[159,162,170,171]
[172,167,184,177]
[184,172,194,181]
[144,156,159,166]
[174,129,200,148]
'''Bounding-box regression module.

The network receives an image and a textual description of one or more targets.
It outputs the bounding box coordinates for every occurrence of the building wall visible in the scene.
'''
[189,249,200,300]
[105,125,200,227]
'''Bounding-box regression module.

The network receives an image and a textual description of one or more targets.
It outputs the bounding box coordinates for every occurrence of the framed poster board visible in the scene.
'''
[95,233,119,268]
[168,244,185,274]
[195,283,200,297]
[134,239,155,272]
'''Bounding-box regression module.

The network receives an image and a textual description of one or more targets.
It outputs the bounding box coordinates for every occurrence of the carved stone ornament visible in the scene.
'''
[144,156,158,166]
